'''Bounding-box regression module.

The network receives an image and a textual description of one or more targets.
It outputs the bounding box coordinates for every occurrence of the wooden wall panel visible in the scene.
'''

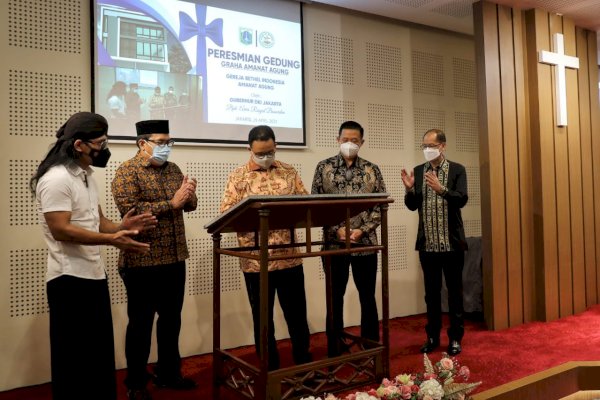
[563,18,586,315]
[474,0,508,330]
[588,32,600,303]
[498,5,523,326]
[576,28,598,308]
[514,10,535,323]
[475,1,600,328]
[549,13,574,318]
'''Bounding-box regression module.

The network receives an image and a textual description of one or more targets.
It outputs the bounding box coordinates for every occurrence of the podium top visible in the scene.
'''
[204,193,393,234]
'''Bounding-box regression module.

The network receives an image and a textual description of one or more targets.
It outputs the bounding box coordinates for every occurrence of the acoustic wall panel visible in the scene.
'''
[412,51,444,96]
[8,0,81,53]
[188,162,239,220]
[9,248,48,317]
[8,70,82,137]
[314,99,356,148]
[465,166,480,206]
[387,225,408,272]
[313,33,355,85]
[103,247,127,305]
[378,164,406,211]
[430,0,473,18]
[9,160,39,226]
[453,58,477,99]
[413,108,446,150]
[464,219,482,238]
[455,111,479,152]
[367,104,404,150]
[383,0,435,7]
[366,42,403,91]
[187,235,242,296]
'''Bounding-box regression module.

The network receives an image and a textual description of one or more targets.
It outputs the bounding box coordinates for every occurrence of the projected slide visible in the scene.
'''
[93,0,304,145]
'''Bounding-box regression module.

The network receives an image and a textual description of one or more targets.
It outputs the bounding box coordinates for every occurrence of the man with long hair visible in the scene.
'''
[31,112,156,400]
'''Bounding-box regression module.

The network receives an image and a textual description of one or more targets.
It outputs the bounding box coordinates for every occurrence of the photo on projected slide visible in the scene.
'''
[93,0,305,146]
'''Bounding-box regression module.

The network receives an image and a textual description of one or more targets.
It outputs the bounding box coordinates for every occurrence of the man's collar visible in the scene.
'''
[66,161,92,177]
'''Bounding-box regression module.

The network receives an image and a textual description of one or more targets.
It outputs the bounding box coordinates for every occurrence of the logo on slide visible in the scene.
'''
[239,28,253,45]
[258,31,275,48]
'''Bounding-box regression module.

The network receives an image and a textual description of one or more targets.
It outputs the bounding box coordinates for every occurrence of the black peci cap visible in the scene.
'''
[135,120,169,136]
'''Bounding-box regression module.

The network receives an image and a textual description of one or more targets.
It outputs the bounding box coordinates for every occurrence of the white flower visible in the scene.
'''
[354,392,378,400]
[300,397,322,400]
[418,379,444,400]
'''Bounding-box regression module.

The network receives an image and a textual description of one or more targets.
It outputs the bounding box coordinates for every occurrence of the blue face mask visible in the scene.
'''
[148,143,171,165]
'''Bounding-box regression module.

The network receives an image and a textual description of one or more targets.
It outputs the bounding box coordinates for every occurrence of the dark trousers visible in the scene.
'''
[120,262,186,390]
[326,253,379,356]
[243,265,311,370]
[419,251,464,342]
[47,275,116,400]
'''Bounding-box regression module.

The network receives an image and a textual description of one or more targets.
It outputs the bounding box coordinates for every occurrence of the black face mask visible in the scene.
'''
[89,148,111,168]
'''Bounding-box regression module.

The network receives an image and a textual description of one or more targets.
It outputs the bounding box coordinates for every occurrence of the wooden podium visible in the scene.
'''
[204,193,393,400]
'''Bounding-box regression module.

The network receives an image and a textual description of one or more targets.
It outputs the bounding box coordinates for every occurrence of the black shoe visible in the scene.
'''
[420,338,439,353]
[127,388,152,400]
[447,340,462,355]
[153,375,197,390]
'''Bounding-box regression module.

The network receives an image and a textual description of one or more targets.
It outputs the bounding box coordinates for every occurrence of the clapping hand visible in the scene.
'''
[424,171,443,193]
[120,208,157,232]
[401,168,414,190]
[171,175,197,209]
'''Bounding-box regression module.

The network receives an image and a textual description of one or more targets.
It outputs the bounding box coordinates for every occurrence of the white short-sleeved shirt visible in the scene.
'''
[36,163,106,282]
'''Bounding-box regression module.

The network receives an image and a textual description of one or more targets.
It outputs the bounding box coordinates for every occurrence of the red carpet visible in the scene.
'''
[3,305,600,399]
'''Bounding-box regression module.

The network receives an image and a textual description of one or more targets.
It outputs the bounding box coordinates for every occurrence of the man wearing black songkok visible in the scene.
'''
[112,120,197,400]
[31,112,157,400]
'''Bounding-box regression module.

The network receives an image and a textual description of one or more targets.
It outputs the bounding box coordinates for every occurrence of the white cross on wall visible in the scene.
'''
[538,33,579,127]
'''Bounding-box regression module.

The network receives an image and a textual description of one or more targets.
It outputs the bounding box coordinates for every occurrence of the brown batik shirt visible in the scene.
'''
[111,151,197,268]
[219,159,308,273]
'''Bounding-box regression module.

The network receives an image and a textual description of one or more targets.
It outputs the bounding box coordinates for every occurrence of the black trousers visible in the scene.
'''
[243,265,311,370]
[120,262,186,390]
[419,251,464,342]
[326,253,379,356]
[47,275,116,400]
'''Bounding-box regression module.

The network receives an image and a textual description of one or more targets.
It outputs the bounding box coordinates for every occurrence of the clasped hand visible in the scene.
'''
[337,227,363,242]
[171,175,197,209]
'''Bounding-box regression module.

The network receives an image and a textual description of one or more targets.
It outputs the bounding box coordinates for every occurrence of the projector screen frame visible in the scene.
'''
[89,0,307,148]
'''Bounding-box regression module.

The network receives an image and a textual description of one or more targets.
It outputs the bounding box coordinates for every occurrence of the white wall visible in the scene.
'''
[0,0,480,391]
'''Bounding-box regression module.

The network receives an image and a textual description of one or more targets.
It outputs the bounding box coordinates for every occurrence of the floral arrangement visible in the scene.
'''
[301,353,481,400]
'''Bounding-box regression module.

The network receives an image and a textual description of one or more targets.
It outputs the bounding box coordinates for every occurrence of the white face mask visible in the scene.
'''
[423,147,441,162]
[340,142,359,158]
[252,153,275,169]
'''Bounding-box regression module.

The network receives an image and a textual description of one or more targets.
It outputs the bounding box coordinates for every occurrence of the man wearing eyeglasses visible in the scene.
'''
[310,120,386,357]
[220,125,312,371]
[401,128,468,356]
[112,120,198,400]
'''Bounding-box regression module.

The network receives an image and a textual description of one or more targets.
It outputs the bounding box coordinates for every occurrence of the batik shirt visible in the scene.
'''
[219,159,308,273]
[111,152,197,268]
[311,153,386,255]
[422,159,451,252]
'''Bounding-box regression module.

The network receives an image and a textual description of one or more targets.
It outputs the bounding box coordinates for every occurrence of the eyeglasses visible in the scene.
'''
[421,143,442,150]
[253,151,275,160]
[340,138,362,145]
[85,139,109,150]
[147,139,175,147]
